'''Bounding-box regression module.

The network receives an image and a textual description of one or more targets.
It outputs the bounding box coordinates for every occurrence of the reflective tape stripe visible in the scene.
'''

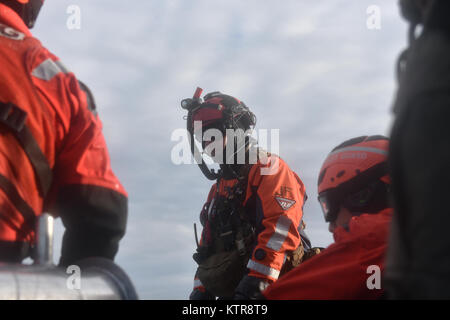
[266,215,292,251]
[247,260,280,279]
[31,58,69,81]
[193,279,203,289]
[328,146,387,157]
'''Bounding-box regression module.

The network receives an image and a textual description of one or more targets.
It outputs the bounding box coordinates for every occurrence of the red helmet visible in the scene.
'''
[317,135,390,222]
[9,0,44,28]
[181,88,256,180]
[191,91,256,132]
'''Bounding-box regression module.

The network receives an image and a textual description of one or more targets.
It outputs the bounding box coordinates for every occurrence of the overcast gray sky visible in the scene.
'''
[32,0,407,299]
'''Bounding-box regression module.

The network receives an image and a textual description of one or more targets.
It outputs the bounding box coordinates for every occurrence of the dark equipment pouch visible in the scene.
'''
[194,198,254,297]
[196,248,251,298]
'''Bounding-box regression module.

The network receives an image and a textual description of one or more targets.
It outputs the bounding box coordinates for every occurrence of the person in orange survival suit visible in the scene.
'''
[180,88,310,300]
[0,0,128,266]
[263,135,392,299]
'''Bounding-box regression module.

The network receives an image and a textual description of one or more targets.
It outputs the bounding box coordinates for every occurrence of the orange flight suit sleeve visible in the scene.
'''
[246,155,306,282]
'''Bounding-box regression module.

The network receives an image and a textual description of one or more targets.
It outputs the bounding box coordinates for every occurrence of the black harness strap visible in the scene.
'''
[0,240,31,262]
[0,101,53,197]
[0,173,36,230]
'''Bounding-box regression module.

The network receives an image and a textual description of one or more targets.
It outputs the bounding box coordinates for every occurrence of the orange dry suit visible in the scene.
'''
[263,209,392,300]
[193,154,307,295]
[0,4,127,264]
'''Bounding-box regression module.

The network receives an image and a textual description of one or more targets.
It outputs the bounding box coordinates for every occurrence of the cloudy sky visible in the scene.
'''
[32,0,407,299]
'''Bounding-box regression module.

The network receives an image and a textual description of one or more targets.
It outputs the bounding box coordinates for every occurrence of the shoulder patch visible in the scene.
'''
[275,196,296,211]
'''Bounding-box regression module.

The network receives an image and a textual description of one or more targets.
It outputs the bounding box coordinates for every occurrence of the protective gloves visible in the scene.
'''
[233,275,269,300]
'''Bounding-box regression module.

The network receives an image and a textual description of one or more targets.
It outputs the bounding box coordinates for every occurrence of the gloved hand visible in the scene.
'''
[189,288,215,300]
[233,275,269,300]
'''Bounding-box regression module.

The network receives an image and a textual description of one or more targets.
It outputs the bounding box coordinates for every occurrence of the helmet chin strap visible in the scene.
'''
[221,136,256,179]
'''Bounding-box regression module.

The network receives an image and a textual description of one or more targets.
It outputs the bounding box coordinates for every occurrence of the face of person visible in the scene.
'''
[328,206,354,233]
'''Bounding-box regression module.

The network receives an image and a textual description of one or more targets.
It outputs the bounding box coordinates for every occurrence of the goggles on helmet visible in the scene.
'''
[318,179,389,223]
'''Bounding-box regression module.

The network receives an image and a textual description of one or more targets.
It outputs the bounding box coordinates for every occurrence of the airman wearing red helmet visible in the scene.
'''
[181,89,310,300]
[0,0,128,265]
[264,135,392,299]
